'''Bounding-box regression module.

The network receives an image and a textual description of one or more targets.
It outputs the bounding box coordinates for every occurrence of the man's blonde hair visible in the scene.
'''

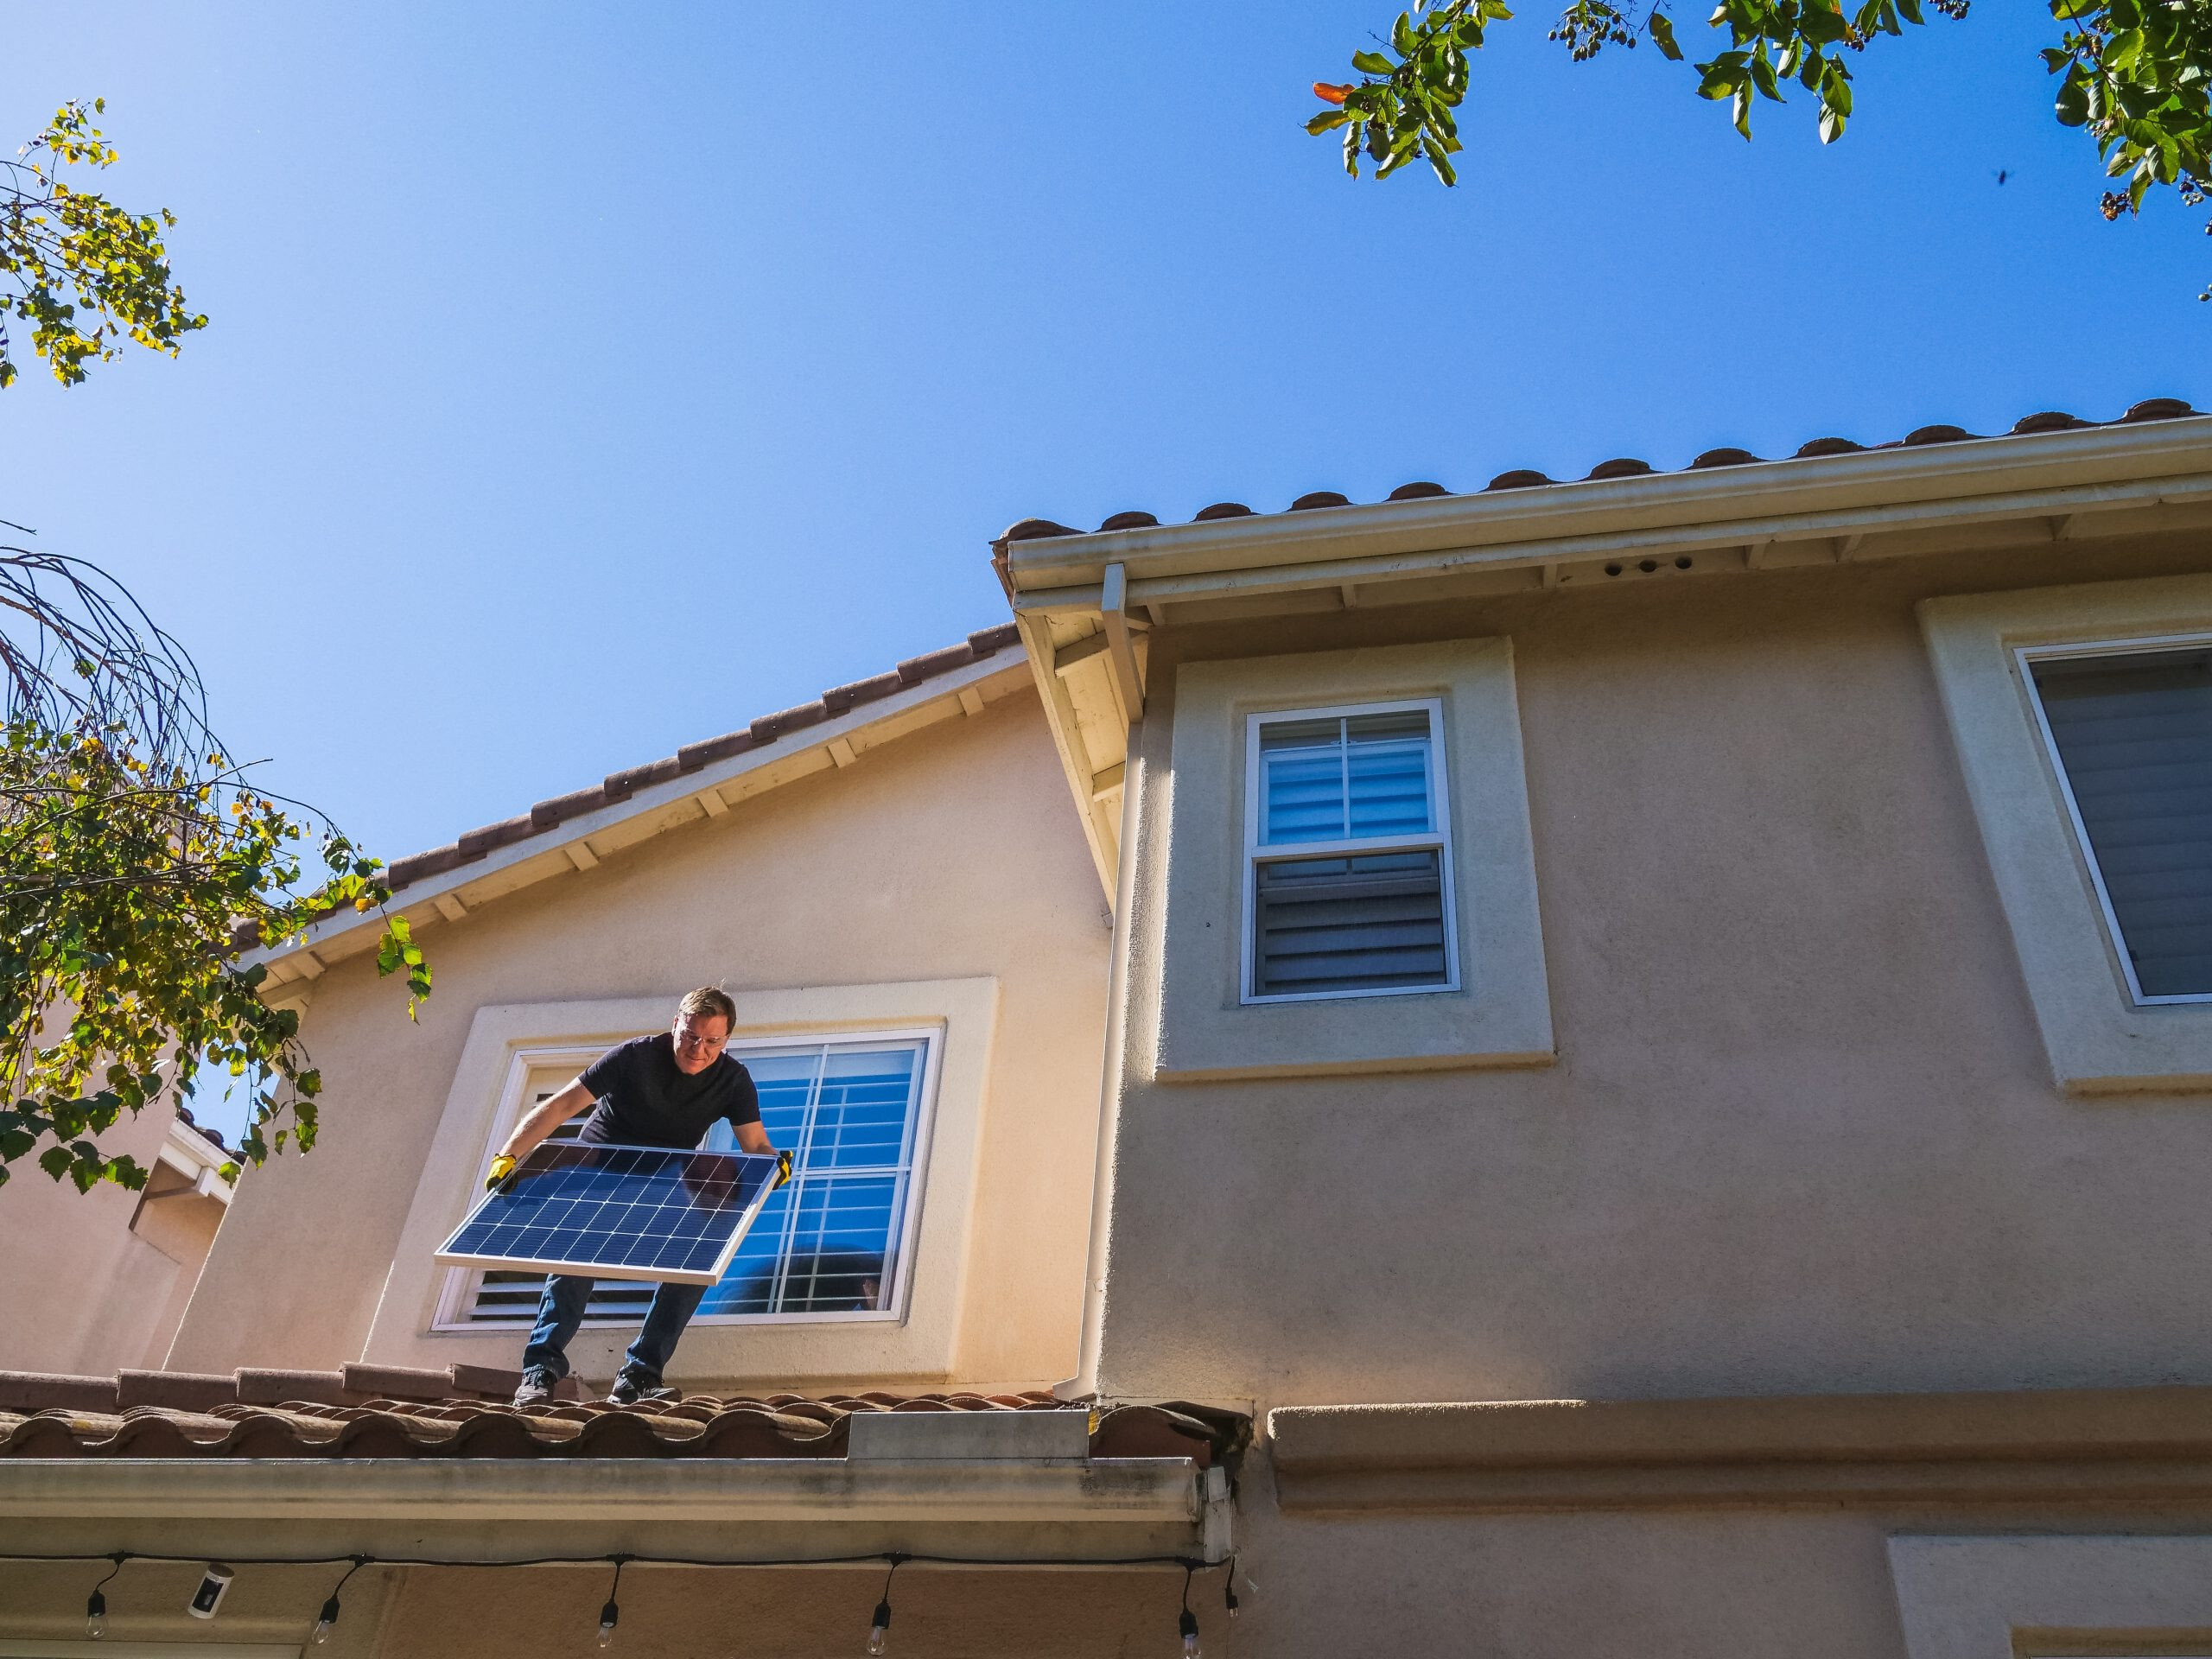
[677,986,736,1027]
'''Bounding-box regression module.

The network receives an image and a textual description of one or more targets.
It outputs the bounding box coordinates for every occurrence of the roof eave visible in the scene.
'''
[255,652,1029,980]
[1001,417,2212,613]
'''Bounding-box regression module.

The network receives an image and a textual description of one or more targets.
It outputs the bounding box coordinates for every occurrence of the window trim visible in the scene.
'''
[1919,573,2212,1095]
[1238,696,1460,1005]
[2017,630,2212,1010]
[429,1025,945,1333]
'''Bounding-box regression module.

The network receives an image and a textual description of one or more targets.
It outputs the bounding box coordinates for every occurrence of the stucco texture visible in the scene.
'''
[1097,530,2212,1412]
[0,1103,220,1375]
[166,691,1109,1394]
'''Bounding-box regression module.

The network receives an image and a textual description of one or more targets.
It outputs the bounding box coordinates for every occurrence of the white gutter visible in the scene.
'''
[0,1456,1205,1563]
[253,653,1027,975]
[1002,419,2212,612]
[154,1116,234,1204]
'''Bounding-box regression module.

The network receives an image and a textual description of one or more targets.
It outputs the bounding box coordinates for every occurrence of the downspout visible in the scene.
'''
[1055,710,1145,1402]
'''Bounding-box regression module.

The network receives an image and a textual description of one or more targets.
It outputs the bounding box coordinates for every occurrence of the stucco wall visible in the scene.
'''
[1077,527,2212,1659]
[167,690,1109,1392]
[0,1103,219,1376]
[1096,529,2212,1411]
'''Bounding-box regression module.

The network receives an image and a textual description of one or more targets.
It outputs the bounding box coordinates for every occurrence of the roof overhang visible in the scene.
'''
[995,417,2212,899]
[252,652,1030,994]
[0,1454,1211,1562]
[154,1116,233,1205]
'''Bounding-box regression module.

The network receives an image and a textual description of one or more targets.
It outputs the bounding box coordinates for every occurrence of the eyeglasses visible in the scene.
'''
[673,1022,728,1053]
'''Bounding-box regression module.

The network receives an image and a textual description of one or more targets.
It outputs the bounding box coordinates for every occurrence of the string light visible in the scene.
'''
[309,1557,367,1646]
[1178,1561,1202,1657]
[866,1554,904,1656]
[15,1548,1233,1650]
[85,1554,124,1639]
[598,1557,628,1649]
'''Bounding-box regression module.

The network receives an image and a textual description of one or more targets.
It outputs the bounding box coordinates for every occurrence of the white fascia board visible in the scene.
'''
[156,1116,234,1202]
[251,655,1028,972]
[0,1456,1202,1561]
[1004,419,2212,609]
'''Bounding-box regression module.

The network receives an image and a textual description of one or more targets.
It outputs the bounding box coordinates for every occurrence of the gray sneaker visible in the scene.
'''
[512,1367,557,1408]
[607,1371,650,1407]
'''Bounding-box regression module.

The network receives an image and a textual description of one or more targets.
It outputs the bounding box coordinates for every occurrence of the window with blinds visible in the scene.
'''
[2028,643,2212,1004]
[460,1038,929,1325]
[1243,700,1458,1001]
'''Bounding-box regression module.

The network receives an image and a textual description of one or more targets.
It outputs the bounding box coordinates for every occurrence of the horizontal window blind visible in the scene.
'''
[2032,645,2212,999]
[1260,709,1434,844]
[1253,849,1448,996]
[1248,701,1454,1000]
[464,1039,925,1324]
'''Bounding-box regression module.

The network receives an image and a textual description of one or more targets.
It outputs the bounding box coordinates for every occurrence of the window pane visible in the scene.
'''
[1262,748,1346,843]
[2034,647,2212,998]
[1259,709,1436,847]
[1253,849,1449,996]
[471,1041,924,1323]
[1347,741,1432,839]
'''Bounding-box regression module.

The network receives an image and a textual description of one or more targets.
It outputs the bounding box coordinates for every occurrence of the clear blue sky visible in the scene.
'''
[6,1,2205,874]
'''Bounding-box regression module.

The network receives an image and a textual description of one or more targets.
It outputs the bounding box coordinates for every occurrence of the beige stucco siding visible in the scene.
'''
[0,1104,220,1376]
[168,690,1109,1390]
[1096,530,2212,1410]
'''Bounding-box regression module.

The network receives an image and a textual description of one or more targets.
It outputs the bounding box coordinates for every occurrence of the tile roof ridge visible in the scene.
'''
[1005,400,2203,542]
[227,624,1024,934]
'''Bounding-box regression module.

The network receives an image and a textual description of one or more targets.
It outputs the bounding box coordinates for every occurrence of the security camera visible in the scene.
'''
[187,1564,234,1620]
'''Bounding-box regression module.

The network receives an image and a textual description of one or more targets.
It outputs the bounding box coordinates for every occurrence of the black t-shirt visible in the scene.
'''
[575,1033,760,1149]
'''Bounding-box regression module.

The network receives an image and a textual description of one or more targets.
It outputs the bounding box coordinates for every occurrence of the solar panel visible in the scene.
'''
[436,1142,791,1286]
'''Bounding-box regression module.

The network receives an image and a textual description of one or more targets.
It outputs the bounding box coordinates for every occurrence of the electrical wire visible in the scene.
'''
[3,1548,1227,1572]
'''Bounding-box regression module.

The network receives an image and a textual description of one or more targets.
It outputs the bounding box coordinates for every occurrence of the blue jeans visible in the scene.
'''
[521,1275,707,1387]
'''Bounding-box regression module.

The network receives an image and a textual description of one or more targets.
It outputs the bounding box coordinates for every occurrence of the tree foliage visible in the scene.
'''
[1312,3,2212,295]
[0,99,206,388]
[0,105,427,1193]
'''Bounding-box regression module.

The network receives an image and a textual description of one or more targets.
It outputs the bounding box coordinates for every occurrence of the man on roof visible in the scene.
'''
[487,986,779,1408]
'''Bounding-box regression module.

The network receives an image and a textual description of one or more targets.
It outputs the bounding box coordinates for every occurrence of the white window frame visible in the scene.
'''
[1239,696,1460,1005]
[430,1025,944,1332]
[2016,629,2212,1008]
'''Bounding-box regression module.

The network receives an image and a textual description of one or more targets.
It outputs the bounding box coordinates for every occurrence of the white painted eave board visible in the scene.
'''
[1004,418,2212,608]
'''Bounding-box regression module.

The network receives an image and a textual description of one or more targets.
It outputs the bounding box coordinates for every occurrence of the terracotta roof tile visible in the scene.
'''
[1013,404,2202,548]
[340,626,1021,899]
[0,1365,1246,1465]
[1193,502,1254,521]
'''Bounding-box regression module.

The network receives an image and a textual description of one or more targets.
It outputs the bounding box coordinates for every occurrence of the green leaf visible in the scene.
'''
[1649,11,1683,59]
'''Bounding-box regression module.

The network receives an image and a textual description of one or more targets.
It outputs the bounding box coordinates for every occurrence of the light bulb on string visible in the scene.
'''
[596,1556,626,1649]
[311,1558,367,1648]
[865,1554,904,1656]
[1176,1561,1201,1658]
[86,1554,125,1639]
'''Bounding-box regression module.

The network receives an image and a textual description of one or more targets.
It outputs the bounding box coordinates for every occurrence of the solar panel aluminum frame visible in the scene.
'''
[435,1142,791,1287]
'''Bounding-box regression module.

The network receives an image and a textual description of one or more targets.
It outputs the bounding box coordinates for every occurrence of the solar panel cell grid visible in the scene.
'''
[437,1142,786,1287]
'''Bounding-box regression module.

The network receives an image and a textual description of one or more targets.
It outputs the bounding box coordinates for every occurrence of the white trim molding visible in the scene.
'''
[1921,574,2212,1092]
[1889,1535,2212,1659]
[1154,639,1554,1080]
[0,1452,1205,1565]
[363,979,1000,1387]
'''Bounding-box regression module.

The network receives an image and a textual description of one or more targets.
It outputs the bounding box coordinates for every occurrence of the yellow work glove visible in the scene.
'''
[485,1154,518,1192]
[773,1149,793,1189]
